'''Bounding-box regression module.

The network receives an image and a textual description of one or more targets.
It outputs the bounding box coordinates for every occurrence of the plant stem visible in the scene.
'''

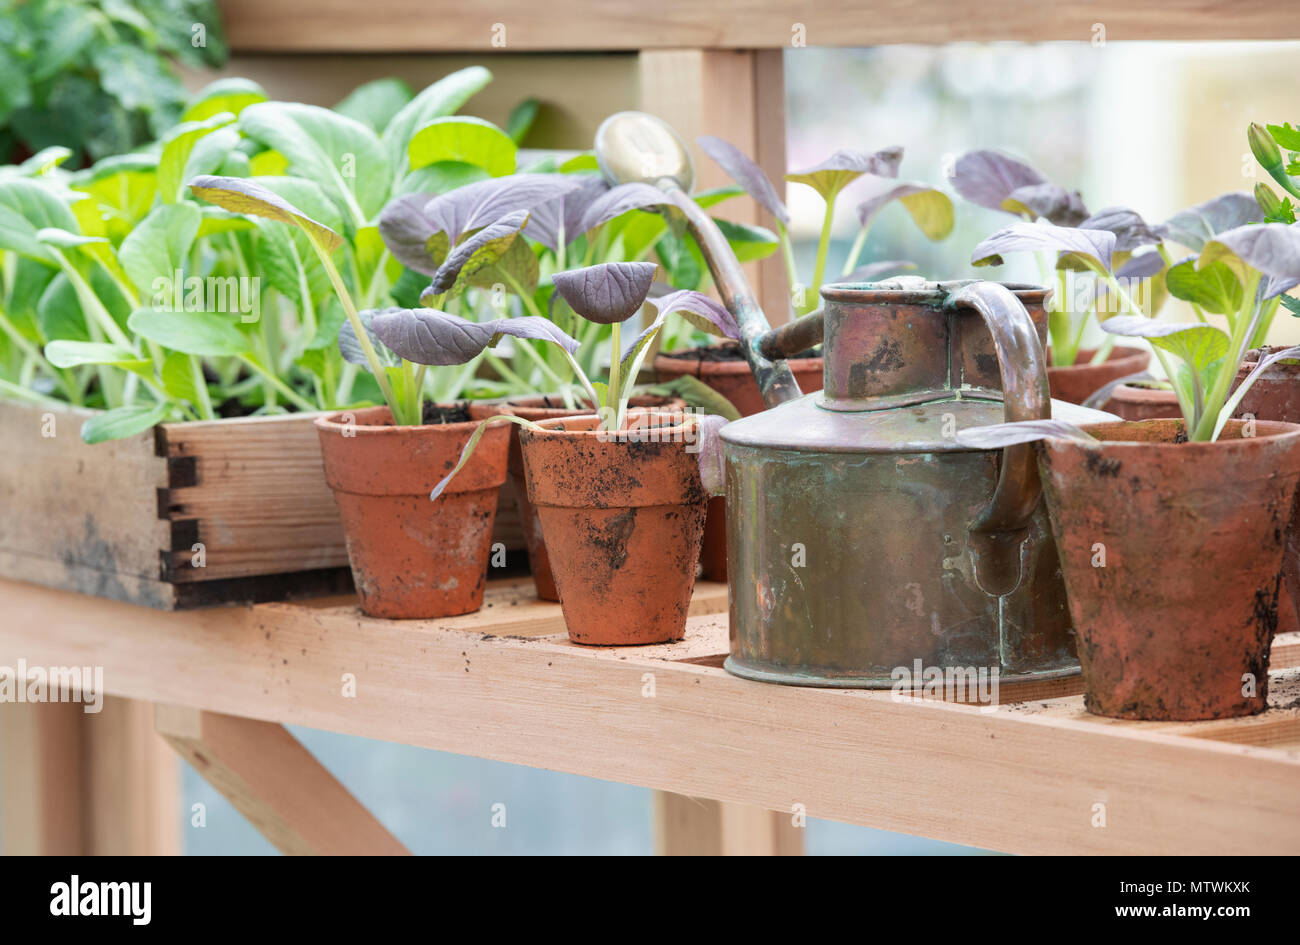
[840,221,872,277]
[804,197,837,315]
[1193,270,1262,442]
[238,355,316,412]
[305,233,399,414]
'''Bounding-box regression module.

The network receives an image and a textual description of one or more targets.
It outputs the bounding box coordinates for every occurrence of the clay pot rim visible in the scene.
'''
[654,349,822,376]
[1044,345,1148,372]
[1062,418,1300,450]
[501,393,682,414]
[312,403,503,437]
[522,408,699,440]
[1108,383,1177,403]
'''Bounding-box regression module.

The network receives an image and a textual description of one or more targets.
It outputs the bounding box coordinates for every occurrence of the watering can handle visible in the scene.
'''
[947,282,1051,534]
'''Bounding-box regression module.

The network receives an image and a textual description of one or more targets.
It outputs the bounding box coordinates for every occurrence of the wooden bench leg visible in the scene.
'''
[0,701,86,854]
[155,705,410,856]
[653,791,805,856]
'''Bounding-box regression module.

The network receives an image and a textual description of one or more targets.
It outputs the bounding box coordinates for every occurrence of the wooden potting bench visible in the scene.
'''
[2,575,1299,855]
[5,0,1300,857]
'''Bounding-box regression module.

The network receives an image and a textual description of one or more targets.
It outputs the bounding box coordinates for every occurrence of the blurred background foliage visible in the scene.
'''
[0,0,227,167]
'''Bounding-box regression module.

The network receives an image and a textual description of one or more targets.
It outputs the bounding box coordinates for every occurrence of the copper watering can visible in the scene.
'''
[595,113,1114,688]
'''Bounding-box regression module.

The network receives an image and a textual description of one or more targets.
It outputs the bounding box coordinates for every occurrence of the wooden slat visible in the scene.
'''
[653,792,804,855]
[217,0,1300,51]
[158,413,347,582]
[639,49,790,322]
[0,401,169,602]
[156,704,410,855]
[4,576,1298,855]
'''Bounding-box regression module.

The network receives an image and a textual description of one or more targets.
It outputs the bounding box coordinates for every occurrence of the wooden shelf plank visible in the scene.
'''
[2,577,1298,854]
[217,1,1300,52]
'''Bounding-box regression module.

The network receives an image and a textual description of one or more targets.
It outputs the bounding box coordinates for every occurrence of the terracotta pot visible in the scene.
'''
[315,404,510,619]
[1233,348,1300,633]
[1045,345,1149,405]
[501,394,684,601]
[1036,418,1300,720]
[518,410,707,645]
[652,344,823,418]
[1104,383,1182,422]
[653,343,823,581]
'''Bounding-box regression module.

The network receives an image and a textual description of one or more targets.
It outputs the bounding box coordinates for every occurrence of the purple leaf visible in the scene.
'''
[577,182,669,232]
[786,147,903,199]
[338,310,399,369]
[1079,206,1165,252]
[855,178,954,240]
[955,419,1095,450]
[552,261,656,325]
[378,193,444,275]
[971,221,1116,272]
[1202,222,1300,281]
[1116,250,1165,279]
[422,173,585,245]
[1002,183,1089,227]
[370,308,578,366]
[698,135,789,224]
[693,414,729,497]
[523,174,610,251]
[1262,274,1300,300]
[948,150,1047,215]
[646,289,739,340]
[427,209,529,296]
[1161,192,1263,251]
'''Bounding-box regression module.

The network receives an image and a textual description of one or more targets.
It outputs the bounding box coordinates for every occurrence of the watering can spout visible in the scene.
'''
[594,111,803,409]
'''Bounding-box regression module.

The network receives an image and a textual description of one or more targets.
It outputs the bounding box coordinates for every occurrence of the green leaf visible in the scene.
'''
[0,179,82,264]
[505,98,540,144]
[1281,295,1300,317]
[334,78,414,133]
[188,175,344,253]
[394,161,490,197]
[127,309,252,357]
[160,351,205,405]
[383,67,493,179]
[183,78,268,122]
[45,340,150,375]
[647,374,742,420]
[157,113,237,203]
[715,219,778,263]
[81,402,173,444]
[37,274,88,342]
[408,117,517,177]
[118,203,202,296]
[1267,122,1300,152]
[91,44,181,114]
[1165,258,1244,315]
[238,103,391,222]
[560,153,599,173]
[71,153,158,235]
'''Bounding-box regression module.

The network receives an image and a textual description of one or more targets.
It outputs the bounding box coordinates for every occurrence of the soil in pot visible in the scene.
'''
[652,341,823,418]
[315,403,510,619]
[1104,382,1182,422]
[1045,346,1149,405]
[1037,418,1300,721]
[501,394,684,601]
[652,341,822,581]
[518,410,707,645]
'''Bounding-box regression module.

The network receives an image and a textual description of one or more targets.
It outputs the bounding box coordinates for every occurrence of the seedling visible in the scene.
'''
[697,136,953,316]
[386,260,735,500]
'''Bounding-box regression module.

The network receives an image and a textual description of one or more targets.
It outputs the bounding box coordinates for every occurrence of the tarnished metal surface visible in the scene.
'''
[723,279,1083,688]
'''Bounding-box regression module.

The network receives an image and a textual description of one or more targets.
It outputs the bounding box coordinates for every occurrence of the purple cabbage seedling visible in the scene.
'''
[420,261,736,500]
[698,136,952,316]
